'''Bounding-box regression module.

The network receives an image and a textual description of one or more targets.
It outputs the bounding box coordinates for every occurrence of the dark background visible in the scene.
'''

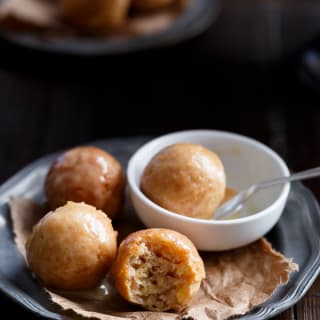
[1,2,320,319]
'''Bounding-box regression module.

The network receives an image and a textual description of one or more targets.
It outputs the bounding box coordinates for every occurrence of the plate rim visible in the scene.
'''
[0,0,219,55]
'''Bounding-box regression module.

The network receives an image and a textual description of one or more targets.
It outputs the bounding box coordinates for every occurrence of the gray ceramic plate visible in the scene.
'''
[0,0,218,55]
[1,136,320,320]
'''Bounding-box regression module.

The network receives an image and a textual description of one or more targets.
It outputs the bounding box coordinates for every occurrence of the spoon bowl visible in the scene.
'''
[127,130,290,251]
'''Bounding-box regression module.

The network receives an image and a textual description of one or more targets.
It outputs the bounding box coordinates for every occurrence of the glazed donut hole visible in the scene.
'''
[140,143,226,219]
[45,146,125,219]
[26,201,118,291]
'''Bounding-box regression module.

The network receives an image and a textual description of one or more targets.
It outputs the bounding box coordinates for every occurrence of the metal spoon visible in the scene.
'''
[214,167,320,220]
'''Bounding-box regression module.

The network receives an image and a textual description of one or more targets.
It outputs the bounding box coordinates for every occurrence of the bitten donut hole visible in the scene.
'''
[111,229,205,311]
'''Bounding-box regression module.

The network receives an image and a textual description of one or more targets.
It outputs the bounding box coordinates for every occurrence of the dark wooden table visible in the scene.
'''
[0,4,320,318]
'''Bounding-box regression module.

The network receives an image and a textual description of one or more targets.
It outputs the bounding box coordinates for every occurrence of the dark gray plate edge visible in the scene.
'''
[0,272,64,320]
[0,0,219,56]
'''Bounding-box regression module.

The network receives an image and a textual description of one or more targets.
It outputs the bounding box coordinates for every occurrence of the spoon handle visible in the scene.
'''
[215,166,320,220]
[256,166,320,190]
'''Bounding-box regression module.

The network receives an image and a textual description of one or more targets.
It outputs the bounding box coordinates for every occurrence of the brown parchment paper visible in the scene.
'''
[10,197,298,320]
[0,0,187,36]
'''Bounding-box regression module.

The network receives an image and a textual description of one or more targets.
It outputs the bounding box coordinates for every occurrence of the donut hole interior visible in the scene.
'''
[127,242,190,311]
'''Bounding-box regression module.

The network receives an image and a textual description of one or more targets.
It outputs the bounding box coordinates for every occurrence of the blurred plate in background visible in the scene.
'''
[0,0,219,55]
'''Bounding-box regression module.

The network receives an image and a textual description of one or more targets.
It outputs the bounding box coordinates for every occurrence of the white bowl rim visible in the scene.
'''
[127,129,291,226]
